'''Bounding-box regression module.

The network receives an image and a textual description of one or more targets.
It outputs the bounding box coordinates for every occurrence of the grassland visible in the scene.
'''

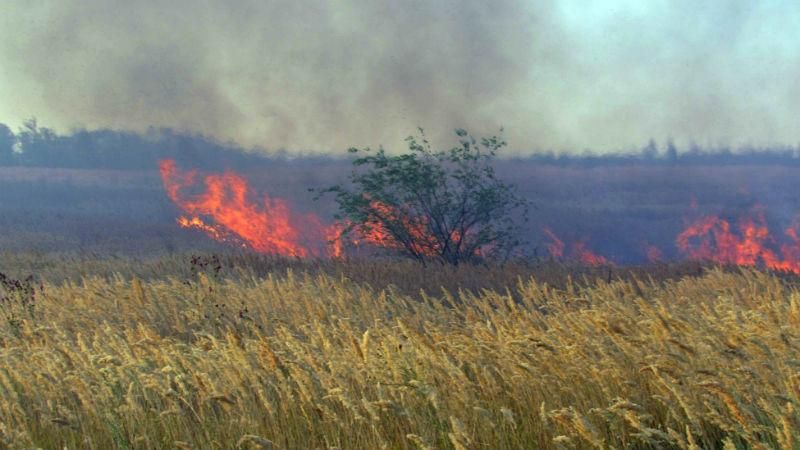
[0,256,798,449]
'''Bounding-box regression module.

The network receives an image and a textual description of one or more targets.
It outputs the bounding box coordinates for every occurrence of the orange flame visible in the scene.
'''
[362,200,440,256]
[543,227,610,265]
[542,227,565,259]
[176,216,248,248]
[573,240,610,265]
[676,204,800,275]
[159,160,341,257]
[159,160,473,259]
[352,199,472,258]
[162,159,800,272]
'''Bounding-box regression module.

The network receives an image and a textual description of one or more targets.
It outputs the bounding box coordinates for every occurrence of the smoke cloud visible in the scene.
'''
[0,1,798,153]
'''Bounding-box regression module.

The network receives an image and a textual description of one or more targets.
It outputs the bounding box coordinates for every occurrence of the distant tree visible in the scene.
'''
[665,138,678,163]
[0,123,14,165]
[641,138,658,160]
[317,128,529,265]
[15,118,59,165]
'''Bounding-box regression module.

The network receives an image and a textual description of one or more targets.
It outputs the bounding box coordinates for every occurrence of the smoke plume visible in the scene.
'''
[0,1,798,153]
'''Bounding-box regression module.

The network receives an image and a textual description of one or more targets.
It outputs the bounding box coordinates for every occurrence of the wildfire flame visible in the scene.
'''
[159,160,485,260]
[676,204,800,275]
[176,216,248,248]
[159,159,341,257]
[159,159,800,273]
[543,227,611,266]
[356,199,467,257]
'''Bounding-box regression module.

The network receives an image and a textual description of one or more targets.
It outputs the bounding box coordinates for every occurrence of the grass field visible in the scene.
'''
[0,255,798,449]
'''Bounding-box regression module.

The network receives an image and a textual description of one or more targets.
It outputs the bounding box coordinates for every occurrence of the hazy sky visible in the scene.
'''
[1,1,798,154]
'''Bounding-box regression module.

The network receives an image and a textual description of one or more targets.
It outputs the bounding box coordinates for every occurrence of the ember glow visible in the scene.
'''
[159,160,341,257]
[676,205,800,275]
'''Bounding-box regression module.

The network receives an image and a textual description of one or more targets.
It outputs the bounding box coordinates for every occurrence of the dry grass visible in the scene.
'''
[0,251,712,295]
[0,260,799,449]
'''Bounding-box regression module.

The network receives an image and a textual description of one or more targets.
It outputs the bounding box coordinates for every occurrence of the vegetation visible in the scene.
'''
[0,119,273,170]
[0,255,798,449]
[319,129,528,265]
[3,119,800,170]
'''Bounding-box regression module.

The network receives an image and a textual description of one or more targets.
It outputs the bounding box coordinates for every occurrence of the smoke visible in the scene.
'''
[0,1,798,153]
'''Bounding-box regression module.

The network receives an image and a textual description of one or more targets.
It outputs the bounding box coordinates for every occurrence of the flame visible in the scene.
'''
[543,227,610,265]
[644,244,663,263]
[542,227,564,258]
[176,215,248,248]
[353,199,472,258]
[159,159,472,259]
[159,160,341,257]
[573,240,611,265]
[676,204,800,275]
[324,221,345,259]
[160,160,800,272]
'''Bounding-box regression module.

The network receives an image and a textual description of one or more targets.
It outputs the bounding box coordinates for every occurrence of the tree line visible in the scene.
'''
[0,119,275,170]
[1,119,800,171]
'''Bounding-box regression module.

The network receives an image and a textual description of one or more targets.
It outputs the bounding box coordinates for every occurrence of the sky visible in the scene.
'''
[0,0,798,154]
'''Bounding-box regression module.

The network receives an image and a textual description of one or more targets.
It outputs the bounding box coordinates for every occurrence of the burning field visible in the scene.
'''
[3,159,800,449]
[5,152,800,272]
[158,158,800,276]
[4,0,800,446]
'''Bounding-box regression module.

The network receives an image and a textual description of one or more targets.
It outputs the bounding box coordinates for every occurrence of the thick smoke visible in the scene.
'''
[0,1,798,153]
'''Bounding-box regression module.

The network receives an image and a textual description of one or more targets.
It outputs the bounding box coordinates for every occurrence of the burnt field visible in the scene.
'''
[2,161,800,265]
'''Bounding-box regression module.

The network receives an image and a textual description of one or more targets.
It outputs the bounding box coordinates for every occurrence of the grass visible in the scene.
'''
[0,255,798,449]
[0,251,712,295]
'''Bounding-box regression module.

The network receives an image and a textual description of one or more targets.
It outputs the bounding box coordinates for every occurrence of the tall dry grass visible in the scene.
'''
[0,263,798,449]
[0,251,713,296]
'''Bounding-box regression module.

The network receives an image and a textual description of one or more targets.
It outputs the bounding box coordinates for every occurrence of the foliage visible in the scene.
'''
[319,128,529,265]
[0,118,271,170]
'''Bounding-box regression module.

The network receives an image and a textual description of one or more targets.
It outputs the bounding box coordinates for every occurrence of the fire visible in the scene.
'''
[644,244,663,263]
[676,204,800,275]
[159,161,482,260]
[176,216,248,248]
[543,227,565,259]
[356,199,465,257]
[572,240,610,265]
[159,160,341,257]
[543,227,611,265]
[159,158,800,273]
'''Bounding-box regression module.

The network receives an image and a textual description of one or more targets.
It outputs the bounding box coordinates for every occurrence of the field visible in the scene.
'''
[2,161,800,449]
[0,255,798,449]
[4,162,800,263]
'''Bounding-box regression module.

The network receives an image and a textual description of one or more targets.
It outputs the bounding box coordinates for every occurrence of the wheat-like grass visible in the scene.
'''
[0,262,797,448]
